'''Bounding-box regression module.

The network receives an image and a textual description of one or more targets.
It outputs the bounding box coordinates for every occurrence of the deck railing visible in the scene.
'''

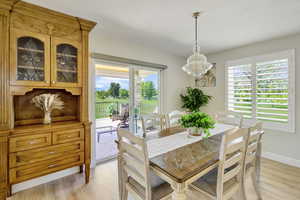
[95,100,158,119]
[95,101,120,118]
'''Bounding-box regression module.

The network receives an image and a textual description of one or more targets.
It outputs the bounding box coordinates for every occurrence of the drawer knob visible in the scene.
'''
[48,151,55,154]
[48,164,57,168]
[28,141,37,145]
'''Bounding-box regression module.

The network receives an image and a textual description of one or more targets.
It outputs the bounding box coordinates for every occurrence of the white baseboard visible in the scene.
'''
[262,152,300,168]
[12,167,80,194]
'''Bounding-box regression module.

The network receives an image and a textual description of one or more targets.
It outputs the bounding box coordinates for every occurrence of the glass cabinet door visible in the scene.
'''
[11,30,51,86]
[52,38,81,87]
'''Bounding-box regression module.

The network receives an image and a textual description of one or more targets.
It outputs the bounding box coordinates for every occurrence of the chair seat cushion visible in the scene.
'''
[128,177,173,200]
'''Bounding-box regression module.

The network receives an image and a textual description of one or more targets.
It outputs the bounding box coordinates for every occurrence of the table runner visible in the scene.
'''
[147,123,235,158]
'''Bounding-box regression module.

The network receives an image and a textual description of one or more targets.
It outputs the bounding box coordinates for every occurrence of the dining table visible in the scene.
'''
[117,123,263,200]
[146,123,235,200]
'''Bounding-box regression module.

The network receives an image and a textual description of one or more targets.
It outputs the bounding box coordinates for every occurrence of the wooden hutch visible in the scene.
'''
[0,1,96,199]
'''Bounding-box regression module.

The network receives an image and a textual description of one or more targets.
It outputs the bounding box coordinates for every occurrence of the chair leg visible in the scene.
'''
[121,187,128,200]
[240,180,247,200]
[251,171,262,200]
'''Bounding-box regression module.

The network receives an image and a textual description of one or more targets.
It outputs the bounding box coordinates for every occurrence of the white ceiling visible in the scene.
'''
[24,0,300,56]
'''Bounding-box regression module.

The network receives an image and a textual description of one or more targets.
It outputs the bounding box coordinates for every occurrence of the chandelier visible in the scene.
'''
[182,12,213,78]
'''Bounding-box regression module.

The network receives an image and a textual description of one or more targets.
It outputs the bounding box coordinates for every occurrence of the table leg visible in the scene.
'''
[171,183,187,200]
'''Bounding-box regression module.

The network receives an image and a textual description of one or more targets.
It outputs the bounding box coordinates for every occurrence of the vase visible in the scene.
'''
[43,111,51,124]
[188,127,203,137]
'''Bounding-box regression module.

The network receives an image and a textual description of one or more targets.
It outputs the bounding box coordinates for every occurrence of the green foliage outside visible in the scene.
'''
[108,82,121,98]
[96,90,109,99]
[141,81,157,100]
[120,89,129,98]
[95,81,158,119]
[179,112,215,137]
[180,87,212,112]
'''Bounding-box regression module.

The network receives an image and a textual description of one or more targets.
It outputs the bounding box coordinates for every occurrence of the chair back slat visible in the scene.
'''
[166,110,185,128]
[226,141,244,155]
[119,128,144,145]
[216,111,243,127]
[124,165,146,187]
[224,152,243,169]
[120,141,144,161]
[241,118,257,128]
[223,164,242,183]
[118,129,152,200]
[123,153,146,173]
[141,114,167,137]
[226,128,245,142]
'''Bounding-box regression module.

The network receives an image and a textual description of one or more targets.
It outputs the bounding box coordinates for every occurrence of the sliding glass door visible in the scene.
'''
[94,61,162,161]
[130,67,161,133]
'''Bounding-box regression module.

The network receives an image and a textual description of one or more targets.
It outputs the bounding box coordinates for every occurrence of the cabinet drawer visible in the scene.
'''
[0,190,6,200]
[53,128,84,144]
[9,152,84,184]
[9,141,84,168]
[9,133,51,152]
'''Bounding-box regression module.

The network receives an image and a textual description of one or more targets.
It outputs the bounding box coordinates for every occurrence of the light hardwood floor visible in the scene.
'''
[8,158,300,200]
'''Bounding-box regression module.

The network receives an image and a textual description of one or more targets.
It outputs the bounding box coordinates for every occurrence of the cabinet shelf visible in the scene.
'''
[57,69,77,73]
[18,47,44,53]
[57,53,77,58]
[17,65,44,70]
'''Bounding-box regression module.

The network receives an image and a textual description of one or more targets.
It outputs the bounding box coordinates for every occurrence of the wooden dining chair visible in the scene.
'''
[241,118,257,128]
[190,127,248,200]
[242,122,264,200]
[117,129,173,200]
[166,110,185,128]
[141,114,167,138]
[215,111,243,127]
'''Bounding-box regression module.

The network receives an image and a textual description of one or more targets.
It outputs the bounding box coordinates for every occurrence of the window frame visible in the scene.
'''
[225,49,295,133]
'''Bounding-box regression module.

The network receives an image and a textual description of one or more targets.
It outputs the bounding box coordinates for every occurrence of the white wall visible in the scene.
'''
[203,33,300,164]
[89,29,190,113]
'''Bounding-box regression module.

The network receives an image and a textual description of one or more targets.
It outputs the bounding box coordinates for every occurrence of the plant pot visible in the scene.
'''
[43,111,51,124]
[188,127,203,137]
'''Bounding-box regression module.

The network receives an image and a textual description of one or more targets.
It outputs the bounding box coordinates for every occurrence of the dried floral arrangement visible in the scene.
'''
[31,93,64,124]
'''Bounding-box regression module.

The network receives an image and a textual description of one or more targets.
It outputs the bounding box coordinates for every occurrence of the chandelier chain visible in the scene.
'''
[195,14,198,52]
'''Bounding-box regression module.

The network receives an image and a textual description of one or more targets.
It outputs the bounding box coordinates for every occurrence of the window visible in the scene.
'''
[225,49,295,132]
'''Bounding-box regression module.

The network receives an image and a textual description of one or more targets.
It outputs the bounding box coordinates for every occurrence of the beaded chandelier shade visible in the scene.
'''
[182,12,213,78]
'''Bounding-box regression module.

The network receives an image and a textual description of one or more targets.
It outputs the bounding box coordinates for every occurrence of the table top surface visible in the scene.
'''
[149,127,224,183]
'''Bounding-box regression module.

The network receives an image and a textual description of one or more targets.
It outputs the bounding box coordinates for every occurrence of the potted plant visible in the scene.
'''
[180,87,212,112]
[179,112,215,137]
[107,103,118,118]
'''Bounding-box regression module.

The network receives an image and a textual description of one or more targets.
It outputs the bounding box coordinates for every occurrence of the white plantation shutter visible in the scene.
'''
[226,50,295,132]
[256,59,289,123]
[227,64,253,118]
